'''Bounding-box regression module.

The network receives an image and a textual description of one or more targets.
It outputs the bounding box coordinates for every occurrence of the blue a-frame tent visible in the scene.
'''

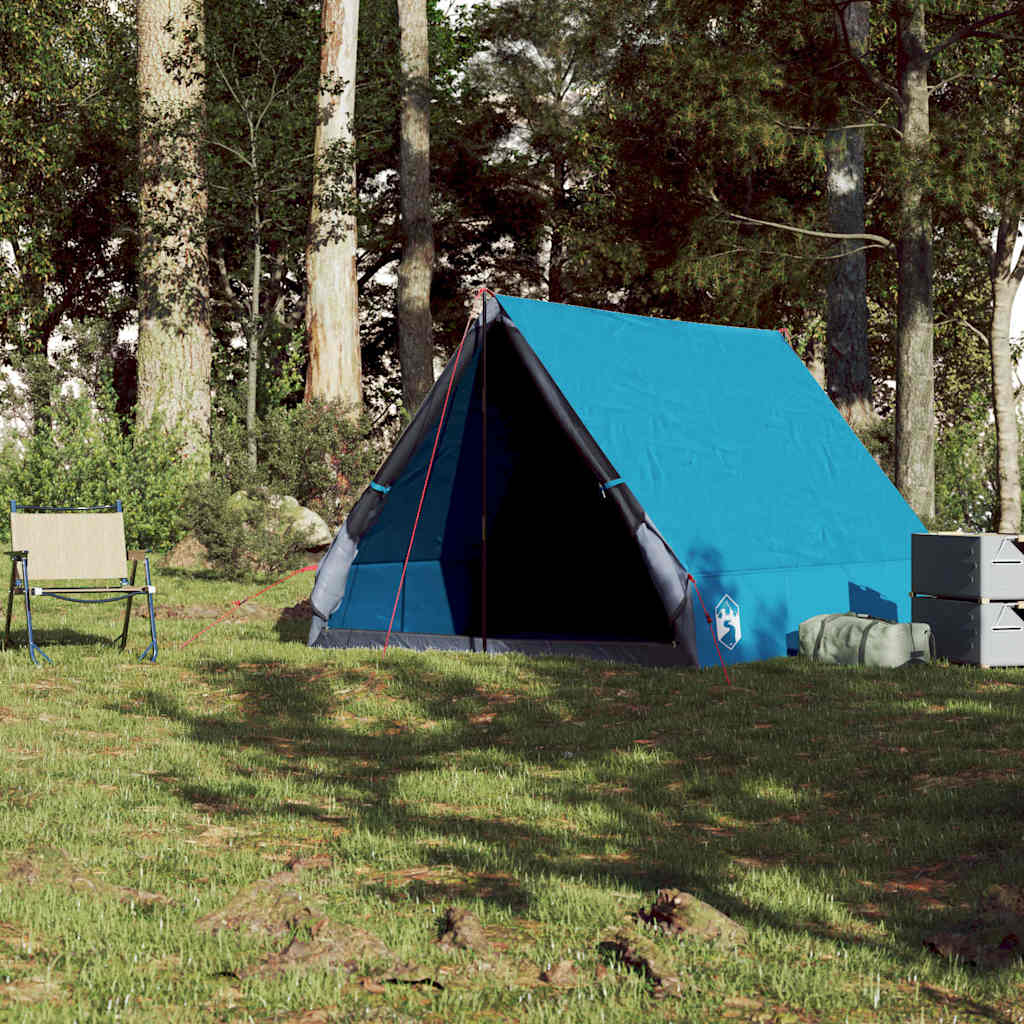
[308,294,924,667]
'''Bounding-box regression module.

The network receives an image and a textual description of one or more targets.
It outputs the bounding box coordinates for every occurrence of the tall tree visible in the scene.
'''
[892,1,935,520]
[466,0,625,303]
[198,0,323,465]
[826,1,874,430]
[945,50,1024,531]
[305,0,362,414]
[1,0,136,431]
[885,1,1024,520]
[975,210,1024,531]
[136,0,213,462]
[396,0,435,413]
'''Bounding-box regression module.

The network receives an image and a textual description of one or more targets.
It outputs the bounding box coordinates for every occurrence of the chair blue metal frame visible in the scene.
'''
[3,501,158,664]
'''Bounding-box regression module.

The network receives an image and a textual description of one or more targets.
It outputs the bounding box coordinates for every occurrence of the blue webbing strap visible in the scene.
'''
[600,477,625,491]
[370,482,391,495]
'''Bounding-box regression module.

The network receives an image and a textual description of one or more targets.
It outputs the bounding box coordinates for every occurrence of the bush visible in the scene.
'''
[210,398,380,527]
[184,479,319,580]
[185,399,380,580]
[934,395,998,532]
[0,391,196,550]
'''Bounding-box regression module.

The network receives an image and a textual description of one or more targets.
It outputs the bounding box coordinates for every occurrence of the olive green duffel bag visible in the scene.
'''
[799,612,934,668]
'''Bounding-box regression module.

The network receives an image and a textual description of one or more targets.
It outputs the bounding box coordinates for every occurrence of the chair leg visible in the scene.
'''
[3,560,16,652]
[20,560,51,666]
[138,558,157,663]
[120,559,138,651]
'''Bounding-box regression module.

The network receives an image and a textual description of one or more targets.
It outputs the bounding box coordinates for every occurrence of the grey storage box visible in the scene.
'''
[799,613,933,667]
[911,595,1024,667]
[912,532,1024,601]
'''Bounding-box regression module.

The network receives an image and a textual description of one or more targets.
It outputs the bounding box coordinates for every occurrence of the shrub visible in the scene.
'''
[183,479,317,580]
[209,398,380,527]
[934,395,998,532]
[0,391,196,550]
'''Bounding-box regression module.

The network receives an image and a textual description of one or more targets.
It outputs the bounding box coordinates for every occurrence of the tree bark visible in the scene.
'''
[894,1,935,520]
[547,156,567,303]
[305,0,362,415]
[989,211,1024,533]
[826,0,873,432]
[136,0,213,465]
[248,203,262,470]
[396,0,435,414]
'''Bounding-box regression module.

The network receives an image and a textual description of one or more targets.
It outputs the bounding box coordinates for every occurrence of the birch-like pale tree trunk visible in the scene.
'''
[396,0,434,414]
[894,1,935,520]
[826,0,873,432]
[305,0,361,414]
[136,0,213,464]
[987,211,1024,533]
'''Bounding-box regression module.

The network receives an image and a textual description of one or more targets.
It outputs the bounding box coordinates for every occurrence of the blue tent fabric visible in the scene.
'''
[309,294,924,666]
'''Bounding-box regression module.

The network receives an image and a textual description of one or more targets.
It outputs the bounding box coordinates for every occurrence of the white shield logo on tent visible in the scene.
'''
[715,594,741,650]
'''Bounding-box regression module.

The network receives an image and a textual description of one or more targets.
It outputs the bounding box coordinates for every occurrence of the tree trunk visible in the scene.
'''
[136,0,213,465]
[894,1,935,520]
[547,157,567,303]
[305,0,362,415]
[396,0,434,414]
[248,207,262,470]
[990,211,1024,533]
[826,0,873,432]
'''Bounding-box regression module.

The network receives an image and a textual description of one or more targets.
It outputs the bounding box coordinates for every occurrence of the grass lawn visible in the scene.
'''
[1,562,1023,1022]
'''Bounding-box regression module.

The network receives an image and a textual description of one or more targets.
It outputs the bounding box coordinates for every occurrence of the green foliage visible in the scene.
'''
[933,392,998,533]
[0,390,195,550]
[0,0,136,367]
[183,478,312,580]
[197,0,324,403]
[187,399,380,579]
[210,398,380,526]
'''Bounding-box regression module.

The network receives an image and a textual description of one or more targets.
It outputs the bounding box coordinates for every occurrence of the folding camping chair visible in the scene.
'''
[3,501,157,664]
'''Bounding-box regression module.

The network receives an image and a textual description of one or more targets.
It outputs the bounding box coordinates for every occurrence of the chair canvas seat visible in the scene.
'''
[4,503,157,664]
[11,512,130,581]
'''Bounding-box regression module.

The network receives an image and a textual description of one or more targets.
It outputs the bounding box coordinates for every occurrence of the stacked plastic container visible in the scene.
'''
[911,533,1024,667]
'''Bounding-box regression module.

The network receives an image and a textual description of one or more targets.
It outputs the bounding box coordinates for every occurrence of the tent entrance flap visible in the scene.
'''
[327,319,675,647]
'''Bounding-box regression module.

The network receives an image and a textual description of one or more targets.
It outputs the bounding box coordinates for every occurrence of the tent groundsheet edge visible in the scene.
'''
[311,628,695,668]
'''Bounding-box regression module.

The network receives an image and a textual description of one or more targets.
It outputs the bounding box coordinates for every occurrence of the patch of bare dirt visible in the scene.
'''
[4,851,171,907]
[437,908,489,952]
[280,599,313,621]
[912,768,1020,792]
[0,975,65,1006]
[194,856,334,937]
[135,603,274,620]
[238,921,393,979]
[358,863,525,907]
[163,535,212,570]
[925,883,1024,968]
[539,959,580,988]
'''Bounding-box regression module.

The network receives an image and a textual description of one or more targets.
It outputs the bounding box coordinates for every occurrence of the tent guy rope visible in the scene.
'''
[687,574,732,686]
[178,563,318,650]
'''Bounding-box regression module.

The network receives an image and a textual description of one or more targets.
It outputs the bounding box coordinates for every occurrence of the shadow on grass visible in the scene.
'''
[2,625,138,660]
[112,651,1024,965]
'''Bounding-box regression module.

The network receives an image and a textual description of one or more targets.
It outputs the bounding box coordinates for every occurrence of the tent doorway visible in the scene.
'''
[450,321,672,643]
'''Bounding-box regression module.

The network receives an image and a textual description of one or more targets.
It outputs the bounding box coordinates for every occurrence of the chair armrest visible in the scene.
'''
[5,550,28,559]
[127,550,148,562]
